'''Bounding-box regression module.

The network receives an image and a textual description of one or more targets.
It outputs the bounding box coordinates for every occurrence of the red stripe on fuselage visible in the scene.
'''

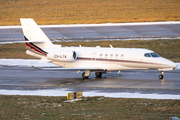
[26,43,47,56]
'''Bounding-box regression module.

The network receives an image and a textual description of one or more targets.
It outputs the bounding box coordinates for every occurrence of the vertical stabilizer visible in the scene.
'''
[20,18,53,49]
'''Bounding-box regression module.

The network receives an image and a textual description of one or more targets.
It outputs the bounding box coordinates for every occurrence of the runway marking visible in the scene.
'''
[60,84,64,86]
[114,75,119,77]
[67,83,72,85]
[83,79,88,81]
[75,81,80,83]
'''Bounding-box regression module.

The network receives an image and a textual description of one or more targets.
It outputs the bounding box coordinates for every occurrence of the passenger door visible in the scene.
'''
[91,52,96,61]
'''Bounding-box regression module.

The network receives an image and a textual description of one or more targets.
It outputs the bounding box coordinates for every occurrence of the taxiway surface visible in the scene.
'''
[0,66,179,91]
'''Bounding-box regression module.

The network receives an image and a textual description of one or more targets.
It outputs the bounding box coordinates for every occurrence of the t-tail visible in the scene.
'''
[20,18,54,58]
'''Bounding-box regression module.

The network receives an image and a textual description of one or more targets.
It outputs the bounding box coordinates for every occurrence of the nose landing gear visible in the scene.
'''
[158,71,164,79]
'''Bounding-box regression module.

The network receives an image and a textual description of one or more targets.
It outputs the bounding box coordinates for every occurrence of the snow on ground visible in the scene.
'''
[0,59,179,69]
[0,59,57,67]
[0,89,179,99]
[0,21,180,29]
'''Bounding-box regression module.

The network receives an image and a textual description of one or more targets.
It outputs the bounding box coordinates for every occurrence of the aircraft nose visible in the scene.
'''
[168,61,177,69]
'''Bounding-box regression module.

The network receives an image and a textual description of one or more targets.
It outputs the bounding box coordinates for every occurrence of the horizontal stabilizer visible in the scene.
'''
[22,40,45,43]
[39,58,52,63]
[0,40,45,44]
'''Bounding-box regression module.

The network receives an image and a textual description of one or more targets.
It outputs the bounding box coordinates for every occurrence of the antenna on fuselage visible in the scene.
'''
[110,44,113,48]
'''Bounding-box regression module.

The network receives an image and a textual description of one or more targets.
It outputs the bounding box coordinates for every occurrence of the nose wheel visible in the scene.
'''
[158,71,164,79]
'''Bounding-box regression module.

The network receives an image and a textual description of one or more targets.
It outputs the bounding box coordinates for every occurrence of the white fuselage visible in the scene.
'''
[27,45,176,72]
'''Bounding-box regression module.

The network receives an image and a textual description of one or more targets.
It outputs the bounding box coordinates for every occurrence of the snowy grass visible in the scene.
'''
[0,94,179,119]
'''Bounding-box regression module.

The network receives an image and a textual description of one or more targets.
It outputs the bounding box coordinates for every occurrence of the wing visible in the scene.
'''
[31,66,106,72]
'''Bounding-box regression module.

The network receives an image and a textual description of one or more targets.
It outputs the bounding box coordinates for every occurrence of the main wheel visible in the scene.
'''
[82,72,89,79]
[158,75,163,79]
[95,72,102,78]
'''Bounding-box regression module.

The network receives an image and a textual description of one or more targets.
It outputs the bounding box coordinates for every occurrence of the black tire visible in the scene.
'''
[95,72,102,78]
[158,75,163,79]
[82,72,89,79]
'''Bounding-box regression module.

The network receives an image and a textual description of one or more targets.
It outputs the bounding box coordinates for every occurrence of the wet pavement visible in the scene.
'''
[0,66,179,91]
[0,23,180,41]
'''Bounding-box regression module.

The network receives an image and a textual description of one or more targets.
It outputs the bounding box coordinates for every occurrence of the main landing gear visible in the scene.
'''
[82,71,104,78]
[158,71,164,79]
[82,70,90,79]
[95,72,103,78]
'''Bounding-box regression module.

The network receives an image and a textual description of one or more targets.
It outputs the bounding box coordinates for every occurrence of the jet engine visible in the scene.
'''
[47,50,77,62]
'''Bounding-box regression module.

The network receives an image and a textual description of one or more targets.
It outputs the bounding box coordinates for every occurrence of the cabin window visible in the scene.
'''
[99,54,103,58]
[110,54,113,58]
[115,54,119,59]
[105,54,108,58]
[144,53,151,57]
[150,52,160,57]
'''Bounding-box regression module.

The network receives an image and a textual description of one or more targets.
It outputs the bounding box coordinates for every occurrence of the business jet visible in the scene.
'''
[20,18,177,79]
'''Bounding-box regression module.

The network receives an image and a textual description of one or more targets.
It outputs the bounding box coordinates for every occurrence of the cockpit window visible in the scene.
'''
[144,53,151,57]
[150,52,160,57]
[144,52,160,58]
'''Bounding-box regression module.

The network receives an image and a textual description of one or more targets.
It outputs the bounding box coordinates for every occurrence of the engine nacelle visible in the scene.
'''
[47,50,77,62]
